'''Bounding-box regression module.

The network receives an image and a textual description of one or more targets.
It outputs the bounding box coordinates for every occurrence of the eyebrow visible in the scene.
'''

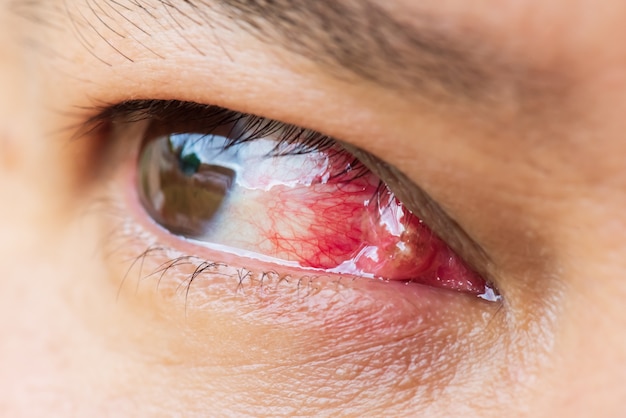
[15,0,548,104]
[210,0,514,100]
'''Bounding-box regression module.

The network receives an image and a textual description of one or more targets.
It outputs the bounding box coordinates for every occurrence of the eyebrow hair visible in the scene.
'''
[13,0,552,105]
[210,0,512,100]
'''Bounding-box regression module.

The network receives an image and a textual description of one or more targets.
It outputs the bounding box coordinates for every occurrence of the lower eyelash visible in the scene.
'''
[79,117,366,308]
[98,196,343,306]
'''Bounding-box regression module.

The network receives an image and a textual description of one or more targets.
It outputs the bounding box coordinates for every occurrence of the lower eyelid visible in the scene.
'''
[100,207,508,408]
[102,217,497,410]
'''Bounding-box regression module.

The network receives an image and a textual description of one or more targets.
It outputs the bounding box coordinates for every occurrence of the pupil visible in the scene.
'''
[138,134,236,237]
[180,152,201,176]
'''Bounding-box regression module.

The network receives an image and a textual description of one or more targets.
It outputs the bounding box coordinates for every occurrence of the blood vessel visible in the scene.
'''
[234,145,488,296]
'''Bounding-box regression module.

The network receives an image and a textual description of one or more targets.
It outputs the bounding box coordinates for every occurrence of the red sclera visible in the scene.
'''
[232,146,487,296]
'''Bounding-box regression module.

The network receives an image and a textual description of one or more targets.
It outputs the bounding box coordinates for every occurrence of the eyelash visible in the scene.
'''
[84,99,385,199]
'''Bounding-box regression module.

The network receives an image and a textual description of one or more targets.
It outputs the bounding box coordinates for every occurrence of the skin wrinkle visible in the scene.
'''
[102,198,503,415]
[0,0,626,416]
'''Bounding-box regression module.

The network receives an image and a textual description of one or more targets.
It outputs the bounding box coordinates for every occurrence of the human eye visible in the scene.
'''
[86,99,499,302]
[63,89,512,417]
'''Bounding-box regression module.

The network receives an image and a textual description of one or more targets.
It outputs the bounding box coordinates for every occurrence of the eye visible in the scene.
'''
[126,100,498,299]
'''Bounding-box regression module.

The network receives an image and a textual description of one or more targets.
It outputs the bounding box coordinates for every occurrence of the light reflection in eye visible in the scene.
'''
[138,117,495,298]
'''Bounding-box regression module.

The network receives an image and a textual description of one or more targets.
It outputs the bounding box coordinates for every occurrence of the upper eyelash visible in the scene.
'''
[81,99,373,181]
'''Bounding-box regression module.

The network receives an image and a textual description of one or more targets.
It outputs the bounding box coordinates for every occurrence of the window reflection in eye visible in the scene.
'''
[109,100,500,300]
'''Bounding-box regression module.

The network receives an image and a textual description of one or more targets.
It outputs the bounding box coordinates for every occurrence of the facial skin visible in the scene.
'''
[1,0,626,416]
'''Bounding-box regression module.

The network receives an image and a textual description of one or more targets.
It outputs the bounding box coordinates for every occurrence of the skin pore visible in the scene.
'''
[1,0,626,416]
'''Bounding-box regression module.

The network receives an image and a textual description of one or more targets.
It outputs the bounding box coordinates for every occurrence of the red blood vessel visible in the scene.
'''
[229,142,488,296]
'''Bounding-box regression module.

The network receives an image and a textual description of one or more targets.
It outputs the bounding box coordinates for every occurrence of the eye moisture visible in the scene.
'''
[139,130,495,299]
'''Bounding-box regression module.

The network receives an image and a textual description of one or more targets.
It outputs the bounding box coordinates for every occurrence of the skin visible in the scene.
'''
[1,0,626,416]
